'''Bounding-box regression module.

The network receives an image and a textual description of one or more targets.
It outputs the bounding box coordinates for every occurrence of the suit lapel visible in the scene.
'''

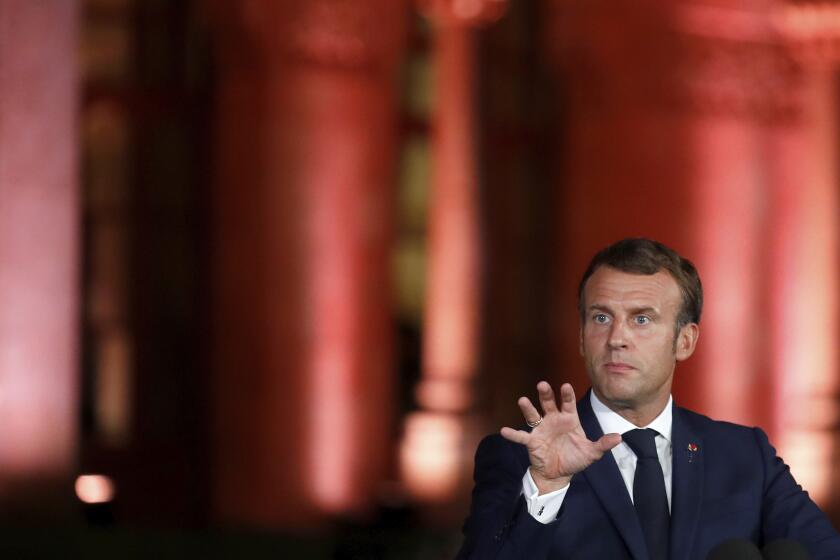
[669,406,704,560]
[578,394,649,560]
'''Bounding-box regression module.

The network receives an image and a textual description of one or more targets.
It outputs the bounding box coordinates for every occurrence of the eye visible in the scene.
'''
[593,313,609,324]
[634,315,651,325]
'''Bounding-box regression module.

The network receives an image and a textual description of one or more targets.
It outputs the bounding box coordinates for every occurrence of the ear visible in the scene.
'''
[675,323,699,361]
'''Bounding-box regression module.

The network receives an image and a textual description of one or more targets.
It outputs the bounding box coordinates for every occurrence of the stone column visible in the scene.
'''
[399,0,505,518]
[542,0,792,429]
[209,0,408,527]
[0,0,80,517]
[767,1,840,509]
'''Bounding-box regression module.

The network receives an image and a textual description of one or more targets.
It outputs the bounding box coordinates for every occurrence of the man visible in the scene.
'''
[457,238,840,559]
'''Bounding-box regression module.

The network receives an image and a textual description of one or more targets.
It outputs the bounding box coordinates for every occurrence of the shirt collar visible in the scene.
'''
[590,390,673,443]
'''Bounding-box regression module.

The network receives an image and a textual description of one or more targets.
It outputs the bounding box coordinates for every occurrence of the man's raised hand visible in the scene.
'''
[500,382,621,494]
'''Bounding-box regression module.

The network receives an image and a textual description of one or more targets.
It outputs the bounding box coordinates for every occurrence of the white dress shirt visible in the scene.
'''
[523,391,673,524]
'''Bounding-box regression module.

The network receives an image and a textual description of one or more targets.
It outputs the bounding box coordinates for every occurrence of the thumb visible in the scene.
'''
[594,433,622,454]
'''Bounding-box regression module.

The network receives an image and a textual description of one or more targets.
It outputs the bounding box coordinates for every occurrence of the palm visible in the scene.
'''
[501,382,621,487]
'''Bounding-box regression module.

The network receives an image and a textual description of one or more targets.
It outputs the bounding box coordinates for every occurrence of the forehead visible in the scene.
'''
[583,266,681,310]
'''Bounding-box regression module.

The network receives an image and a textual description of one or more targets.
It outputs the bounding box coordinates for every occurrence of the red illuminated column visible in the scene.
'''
[665,6,798,429]
[210,0,408,527]
[767,68,839,507]
[0,0,80,514]
[767,6,840,508]
[543,0,789,428]
[399,0,505,510]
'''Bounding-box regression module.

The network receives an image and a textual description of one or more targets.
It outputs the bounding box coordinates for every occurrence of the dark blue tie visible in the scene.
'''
[623,428,670,560]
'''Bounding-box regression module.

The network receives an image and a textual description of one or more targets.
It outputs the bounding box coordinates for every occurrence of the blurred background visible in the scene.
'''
[2,0,840,557]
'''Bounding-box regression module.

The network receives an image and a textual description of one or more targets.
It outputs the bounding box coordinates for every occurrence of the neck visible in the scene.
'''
[593,389,669,427]
[617,408,662,428]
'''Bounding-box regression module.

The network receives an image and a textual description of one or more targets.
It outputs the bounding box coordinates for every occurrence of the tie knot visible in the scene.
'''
[622,428,659,459]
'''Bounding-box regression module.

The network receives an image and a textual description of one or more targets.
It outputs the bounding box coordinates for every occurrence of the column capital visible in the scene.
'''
[208,0,408,72]
[544,0,803,122]
[416,0,507,27]
[672,14,803,122]
[776,1,840,65]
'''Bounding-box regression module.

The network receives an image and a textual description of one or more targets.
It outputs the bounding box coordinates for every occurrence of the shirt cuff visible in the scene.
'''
[522,469,569,524]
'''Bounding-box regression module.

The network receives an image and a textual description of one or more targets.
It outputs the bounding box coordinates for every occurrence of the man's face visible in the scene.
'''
[579,266,698,418]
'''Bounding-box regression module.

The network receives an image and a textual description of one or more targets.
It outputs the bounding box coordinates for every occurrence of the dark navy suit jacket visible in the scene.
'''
[457,392,840,559]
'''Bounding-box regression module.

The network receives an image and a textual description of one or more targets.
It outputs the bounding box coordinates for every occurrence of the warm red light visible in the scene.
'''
[416,377,473,412]
[400,412,463,501]
[401,12,482,504]
[768,69,839,506]
[302,104,394,515]
[309,346,355,512]
[778,431,832,504]
[0,0,80,487]
[75,475,116,504]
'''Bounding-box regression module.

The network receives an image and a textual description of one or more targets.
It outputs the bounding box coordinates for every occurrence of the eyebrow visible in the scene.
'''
[587,304,661,317]
[630,306,660,318]
[587,304,612,314]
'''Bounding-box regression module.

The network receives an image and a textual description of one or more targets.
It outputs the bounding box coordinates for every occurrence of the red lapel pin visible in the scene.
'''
[687,443,698,463]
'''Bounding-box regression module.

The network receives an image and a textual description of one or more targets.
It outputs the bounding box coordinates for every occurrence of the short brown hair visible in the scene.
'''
[577,238,703,329]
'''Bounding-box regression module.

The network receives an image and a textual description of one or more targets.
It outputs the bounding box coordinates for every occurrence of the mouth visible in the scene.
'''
[603,362,636,373]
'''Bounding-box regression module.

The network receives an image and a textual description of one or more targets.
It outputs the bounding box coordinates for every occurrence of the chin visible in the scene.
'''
[597,385,638,407]
[603,393,635,408]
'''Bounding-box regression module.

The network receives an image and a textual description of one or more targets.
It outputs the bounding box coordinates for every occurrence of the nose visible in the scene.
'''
[607,321,629,349]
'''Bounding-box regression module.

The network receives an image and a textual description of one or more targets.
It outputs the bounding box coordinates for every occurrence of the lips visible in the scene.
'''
[604,362,636,372]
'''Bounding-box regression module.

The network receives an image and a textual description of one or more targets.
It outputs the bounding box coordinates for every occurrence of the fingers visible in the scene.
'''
[511,381,578,437]
[517,396,542,426]
[536,381,559,414]
[558,383,578,414]
[500,426,530,445]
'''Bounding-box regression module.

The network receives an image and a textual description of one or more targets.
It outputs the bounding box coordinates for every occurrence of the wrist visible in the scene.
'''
[530,468,571,495]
